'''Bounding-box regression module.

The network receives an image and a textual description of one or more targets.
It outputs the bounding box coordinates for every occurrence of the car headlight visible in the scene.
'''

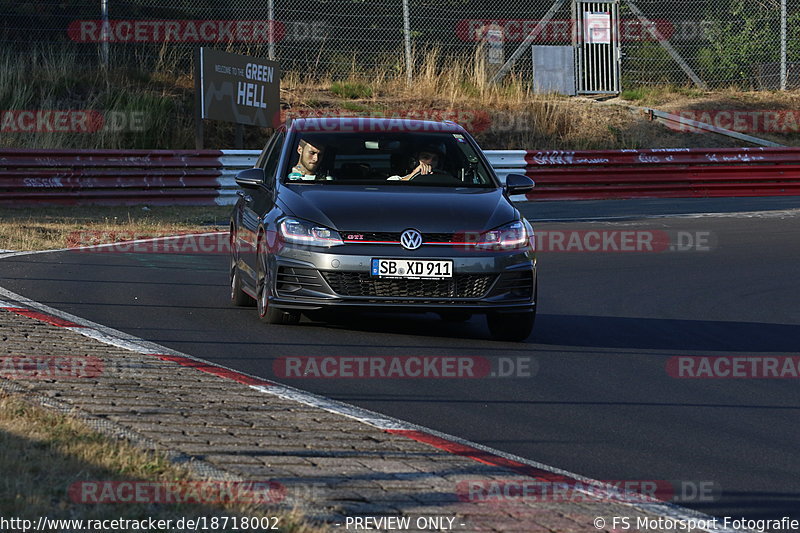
[476,221,528,250]
[279,218,343,247]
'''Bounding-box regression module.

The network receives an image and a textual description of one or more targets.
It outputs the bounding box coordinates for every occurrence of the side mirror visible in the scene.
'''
[235,168,265,189]
[505,173,535,195]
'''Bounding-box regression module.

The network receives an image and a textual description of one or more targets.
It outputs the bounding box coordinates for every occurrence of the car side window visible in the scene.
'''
[254,138,273,169]
[262,132,285,187]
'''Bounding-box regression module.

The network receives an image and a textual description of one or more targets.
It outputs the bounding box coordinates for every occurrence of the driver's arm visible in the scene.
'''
[386,161,431,181]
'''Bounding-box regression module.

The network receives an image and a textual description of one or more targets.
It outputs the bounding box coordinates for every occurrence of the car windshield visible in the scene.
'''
[282,132,495,187]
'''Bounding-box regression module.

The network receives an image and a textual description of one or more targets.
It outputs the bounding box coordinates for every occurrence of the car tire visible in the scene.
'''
[230,227,256,307]
[439,311,472,322]
[230,264,256,307]
[256,238,299,325]
[487,281,537,341]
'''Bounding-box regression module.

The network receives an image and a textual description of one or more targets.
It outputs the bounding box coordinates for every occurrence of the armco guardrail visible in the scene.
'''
[521,147,800,200]
[3,147,800,206]
[0,149,224,206]
[218,150,259,205]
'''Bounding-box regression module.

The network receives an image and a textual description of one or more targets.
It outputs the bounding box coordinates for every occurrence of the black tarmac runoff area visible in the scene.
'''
[1,196,799,524]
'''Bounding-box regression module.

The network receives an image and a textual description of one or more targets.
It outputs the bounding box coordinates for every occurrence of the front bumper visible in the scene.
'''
[267,244,537,314]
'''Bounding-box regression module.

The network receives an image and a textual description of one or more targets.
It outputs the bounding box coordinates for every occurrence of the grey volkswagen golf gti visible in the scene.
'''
[229,117,537,341]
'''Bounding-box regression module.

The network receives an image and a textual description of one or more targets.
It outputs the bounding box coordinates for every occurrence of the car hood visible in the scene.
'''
[278,185,517,233]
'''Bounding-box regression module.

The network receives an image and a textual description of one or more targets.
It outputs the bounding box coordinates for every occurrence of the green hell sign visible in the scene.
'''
[196,48,280,128]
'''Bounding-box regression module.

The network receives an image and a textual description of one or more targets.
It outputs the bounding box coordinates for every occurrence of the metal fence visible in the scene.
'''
[1,0,799,89]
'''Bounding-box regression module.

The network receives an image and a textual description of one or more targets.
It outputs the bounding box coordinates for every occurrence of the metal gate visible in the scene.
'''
[574,0,621,94]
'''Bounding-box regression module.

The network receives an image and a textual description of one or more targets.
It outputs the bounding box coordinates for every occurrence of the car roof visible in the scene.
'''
[288,117,467,134]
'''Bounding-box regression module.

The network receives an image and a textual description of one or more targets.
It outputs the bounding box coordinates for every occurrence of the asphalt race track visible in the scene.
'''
[1,197,799,523]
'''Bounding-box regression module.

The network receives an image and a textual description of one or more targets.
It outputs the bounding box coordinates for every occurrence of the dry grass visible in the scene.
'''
[620,83,800,108]
[0,393,326,531]
[0,206,231,252]
[7,45,800,151]
[282,47,538,109]
[278,49,800,149]
[280,53,750,150]
[0,47,193,150]
[616,85,800,145]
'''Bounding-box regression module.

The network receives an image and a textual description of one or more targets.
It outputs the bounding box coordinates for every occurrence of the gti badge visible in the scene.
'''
[400,229,423,250]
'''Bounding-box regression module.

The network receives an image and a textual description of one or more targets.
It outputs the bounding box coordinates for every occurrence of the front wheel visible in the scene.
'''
[486,311,535,342]
[256,241,300,325]
[230,264,256,307]
[230,227,256,307]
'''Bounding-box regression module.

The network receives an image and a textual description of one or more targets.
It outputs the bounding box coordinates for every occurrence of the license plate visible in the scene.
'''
[371,259,453,279]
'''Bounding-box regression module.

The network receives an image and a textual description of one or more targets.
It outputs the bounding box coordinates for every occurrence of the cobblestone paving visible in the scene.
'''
[0,309,697,532]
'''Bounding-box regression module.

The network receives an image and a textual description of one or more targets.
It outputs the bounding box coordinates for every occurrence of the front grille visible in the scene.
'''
[424,233,459,243]
[342,232,457,244]
[340,232,395,243]
[322,272,495,298]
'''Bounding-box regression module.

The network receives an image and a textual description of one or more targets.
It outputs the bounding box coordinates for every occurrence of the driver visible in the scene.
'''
[288,139,332,181]
[388,145,443,181]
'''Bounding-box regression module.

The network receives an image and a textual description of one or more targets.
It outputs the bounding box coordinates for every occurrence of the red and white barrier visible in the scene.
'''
[522,147,800,200]
[0,149,224,206]
[3,147,800,206]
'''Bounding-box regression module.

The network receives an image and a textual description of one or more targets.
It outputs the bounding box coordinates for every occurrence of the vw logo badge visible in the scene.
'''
[400,229,423,250]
